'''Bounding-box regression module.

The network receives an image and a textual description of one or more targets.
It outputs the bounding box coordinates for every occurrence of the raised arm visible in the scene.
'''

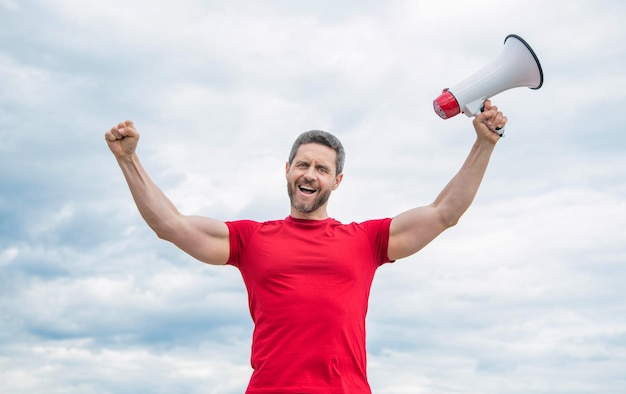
[104,121,230,265]
[388,100,507,261]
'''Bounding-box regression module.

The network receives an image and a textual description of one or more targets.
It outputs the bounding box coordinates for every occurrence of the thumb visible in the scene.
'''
[117,120,138,138]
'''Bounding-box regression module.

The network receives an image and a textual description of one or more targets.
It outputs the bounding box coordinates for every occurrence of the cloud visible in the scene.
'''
[1,0,625,393]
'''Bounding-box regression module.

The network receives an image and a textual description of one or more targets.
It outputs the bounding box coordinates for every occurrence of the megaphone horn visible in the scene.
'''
[433,34,543,120]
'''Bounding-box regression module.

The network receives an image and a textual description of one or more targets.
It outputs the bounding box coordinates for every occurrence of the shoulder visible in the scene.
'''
[347,217,393,232]
[324,218,392,239]
[226,218,288,235]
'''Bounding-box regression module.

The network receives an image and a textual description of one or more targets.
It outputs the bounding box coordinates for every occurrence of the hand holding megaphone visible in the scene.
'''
[433,34,543,132]
[474,99,508,140]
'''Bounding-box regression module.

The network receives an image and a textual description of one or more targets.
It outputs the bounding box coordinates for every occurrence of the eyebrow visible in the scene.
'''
[294,160,331,172]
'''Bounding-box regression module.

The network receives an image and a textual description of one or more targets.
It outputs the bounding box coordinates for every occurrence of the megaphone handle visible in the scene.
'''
[464,98,486,117]
[479,103,505,137]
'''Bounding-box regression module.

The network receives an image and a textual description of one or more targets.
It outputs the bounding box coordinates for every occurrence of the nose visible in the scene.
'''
[302,166,316,181]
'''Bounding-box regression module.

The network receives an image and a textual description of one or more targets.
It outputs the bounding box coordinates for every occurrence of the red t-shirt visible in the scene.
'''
[226,216,393,394]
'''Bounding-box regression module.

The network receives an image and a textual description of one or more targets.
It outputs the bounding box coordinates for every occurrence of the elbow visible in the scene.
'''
[154,228,171,241]
[441,215,460,230]
[147,220,177,242]
[140,211,182,242]
[437,206,463,229]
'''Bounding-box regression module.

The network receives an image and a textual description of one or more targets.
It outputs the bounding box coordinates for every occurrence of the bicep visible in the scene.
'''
[388,204,449,261]
[165,214,231,265]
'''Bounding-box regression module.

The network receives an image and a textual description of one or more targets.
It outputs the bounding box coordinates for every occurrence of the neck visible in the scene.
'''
[289,207,329,221]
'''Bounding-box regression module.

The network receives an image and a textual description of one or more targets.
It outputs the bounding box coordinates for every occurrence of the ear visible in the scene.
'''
[332,173,343,190]
[285,162,291,179]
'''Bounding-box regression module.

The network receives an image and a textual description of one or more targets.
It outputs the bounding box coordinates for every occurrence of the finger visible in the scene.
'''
[109,126,124,140]
[482,99,492,111]
[477,107,496,126]
[116,120,137,137]
[498,115,508,129]
[105,129,121,141]
[104,130,117,142]
[496,111,507,125]
[487,112,508,133]
[487,112,500,130]
[491,108,507,126]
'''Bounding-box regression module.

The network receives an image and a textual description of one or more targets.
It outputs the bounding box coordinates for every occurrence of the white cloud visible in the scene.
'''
[1,0,625,393]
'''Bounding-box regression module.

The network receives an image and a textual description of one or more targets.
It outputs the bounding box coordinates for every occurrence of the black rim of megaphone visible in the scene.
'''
[505,34,544,90]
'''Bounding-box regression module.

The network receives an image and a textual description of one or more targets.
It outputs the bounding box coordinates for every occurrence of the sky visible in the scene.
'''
[1,0,625,393]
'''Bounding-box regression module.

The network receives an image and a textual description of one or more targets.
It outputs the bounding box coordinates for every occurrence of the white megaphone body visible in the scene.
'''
[433,34,543,121]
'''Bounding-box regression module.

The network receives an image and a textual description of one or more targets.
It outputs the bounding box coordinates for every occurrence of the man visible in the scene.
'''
[105,100,507,393]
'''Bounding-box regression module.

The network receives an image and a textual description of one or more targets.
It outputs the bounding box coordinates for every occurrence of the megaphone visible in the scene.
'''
[433,34,543,120]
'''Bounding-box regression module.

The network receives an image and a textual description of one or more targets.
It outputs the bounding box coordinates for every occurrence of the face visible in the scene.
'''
[286,143,343,218]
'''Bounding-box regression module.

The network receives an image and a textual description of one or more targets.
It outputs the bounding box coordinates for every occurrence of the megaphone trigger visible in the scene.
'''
[465,97,487,117]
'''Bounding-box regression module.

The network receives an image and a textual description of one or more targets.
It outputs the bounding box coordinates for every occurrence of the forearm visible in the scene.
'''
[388,102,505,260]
[432,137,495,226]
[117,153,181,238]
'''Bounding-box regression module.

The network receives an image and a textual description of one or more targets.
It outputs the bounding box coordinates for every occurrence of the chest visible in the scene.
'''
[239,224,377,291]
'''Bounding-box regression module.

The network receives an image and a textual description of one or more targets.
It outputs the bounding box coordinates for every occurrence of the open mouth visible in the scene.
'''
[298,185,316,195]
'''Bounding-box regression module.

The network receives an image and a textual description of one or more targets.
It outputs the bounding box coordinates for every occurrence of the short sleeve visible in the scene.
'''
[225,220,260,267]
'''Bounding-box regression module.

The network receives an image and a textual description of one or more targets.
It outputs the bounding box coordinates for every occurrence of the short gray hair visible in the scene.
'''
[288,130,345,175]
